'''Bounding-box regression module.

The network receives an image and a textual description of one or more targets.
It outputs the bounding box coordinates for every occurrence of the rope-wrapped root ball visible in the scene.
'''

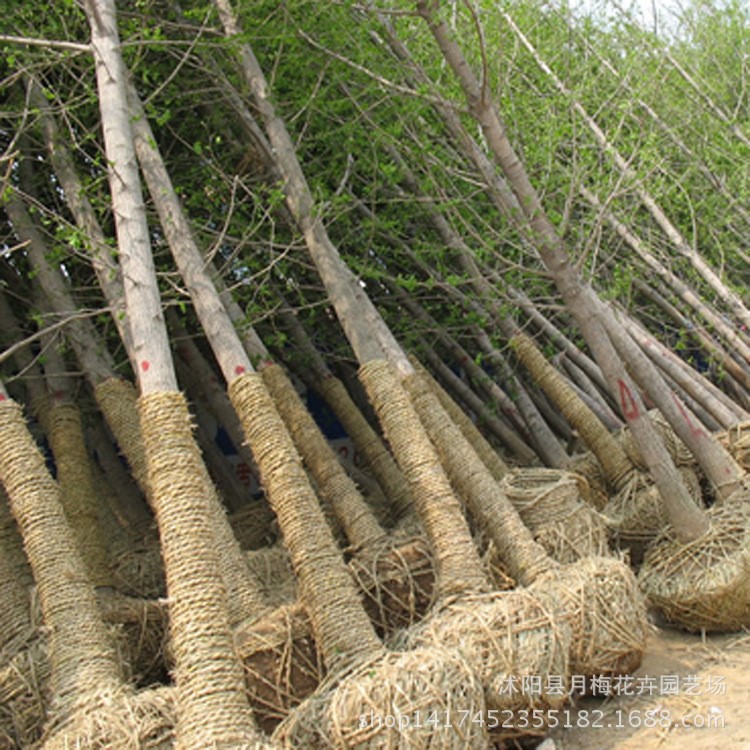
[638,494,750,632]
[273,645,489,749]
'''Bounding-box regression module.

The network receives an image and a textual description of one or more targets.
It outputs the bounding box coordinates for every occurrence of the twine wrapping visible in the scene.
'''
[402,369,553,587]
[0,492,31,650]
[137,391,262,749]
[48,401,112,587]
[262,364,386,551]
[229,373,383,672]
[639,493,750,632]
[317,375,413,521]
[359,361,488,598]
[499,468,609,564]
[273,645,490,749]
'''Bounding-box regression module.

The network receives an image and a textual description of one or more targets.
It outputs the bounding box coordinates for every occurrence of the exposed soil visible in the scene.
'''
[545,621,750,749]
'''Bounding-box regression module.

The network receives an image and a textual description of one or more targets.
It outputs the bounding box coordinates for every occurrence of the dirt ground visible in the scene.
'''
[543,622,750,750]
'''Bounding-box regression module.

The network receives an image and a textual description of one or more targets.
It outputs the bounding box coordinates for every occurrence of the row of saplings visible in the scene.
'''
[1,349,749,750]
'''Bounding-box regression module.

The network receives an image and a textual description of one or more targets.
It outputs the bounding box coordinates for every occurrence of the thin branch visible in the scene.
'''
[0,34,91,52]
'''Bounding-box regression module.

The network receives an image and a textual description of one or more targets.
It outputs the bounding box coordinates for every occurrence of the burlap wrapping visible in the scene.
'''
[604,467,704,546]
[399,589,570,737]
[137,391,263,748]
[48,401,112,587]
[510,333,633,487]
[228,373,383,671]
[410,355,510,482]
[273,646,490,749]
[0,399,123,717]
[401,368,552,587]
[499,468,609,564]
[359,361,489,598]
[262,364,386,551]
[317,375,413,521]
[639,493,750,632]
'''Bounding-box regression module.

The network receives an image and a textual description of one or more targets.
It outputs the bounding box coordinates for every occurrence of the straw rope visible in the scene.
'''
[262,364,387,551]
[411,355,510,482]
[0,399,122,716]
[618,409,695,470]
[604,466,703,546]
[359,361,489,598]
[229,501,278,550]
[511,333,633,487]
[244,544,297,609]
[639,493,750,631]
[316,375,413,521]
[94,378,150,494]
[229,373,384,671]
[0,522,31,653]
[533,556,648,678]
[716,419,750,473]
[138,391,263,748]
[499,468,609,564]
[273,645,490,749]
[48,401,112,587]
[565,451,610,510]
[402,370,553,586]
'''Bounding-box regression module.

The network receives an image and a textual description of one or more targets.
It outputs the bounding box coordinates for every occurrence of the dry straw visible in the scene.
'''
[499,468,609,564]
[716,419,750,473]
[639,494,750,631]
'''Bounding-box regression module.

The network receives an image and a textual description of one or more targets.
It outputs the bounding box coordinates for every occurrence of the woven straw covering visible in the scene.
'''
[638,494,750,632]
[499,468,609,564]
[94,378,150,493]
[618,410,695,470]
[533,556,648,678]
[399,590,570,733]
[229,372,383,671]
[716,419,750,472]
[0,499,31,650]
[604,467,703,545]
[317,375,413,521]
[48,401,112,587]
[262,364,386,551]
[138,391,263,748]
[110,542,166,599]
[359,361,489,599]
[273,645,490,749]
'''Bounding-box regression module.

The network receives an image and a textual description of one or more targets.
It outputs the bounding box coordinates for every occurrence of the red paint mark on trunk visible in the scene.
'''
[0,394,6,401]
[618,380,640,420]
[141,360,150,372]
[235,365,246,376]
[672,392,705,438]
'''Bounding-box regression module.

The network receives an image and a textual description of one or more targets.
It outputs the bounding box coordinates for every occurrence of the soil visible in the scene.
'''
[543,620,750,749]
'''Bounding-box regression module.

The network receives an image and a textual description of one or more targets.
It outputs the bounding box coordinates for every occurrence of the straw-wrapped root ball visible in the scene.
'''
[638,495,750,632]
[396,590,571,741]
[499,468,609,564]
[534,556,649,679]
[40,686,175,750]
[603,468,703,551]
[273,646,490,749]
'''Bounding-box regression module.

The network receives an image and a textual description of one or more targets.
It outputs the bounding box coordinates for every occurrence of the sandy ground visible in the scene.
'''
[542,623,750,750]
